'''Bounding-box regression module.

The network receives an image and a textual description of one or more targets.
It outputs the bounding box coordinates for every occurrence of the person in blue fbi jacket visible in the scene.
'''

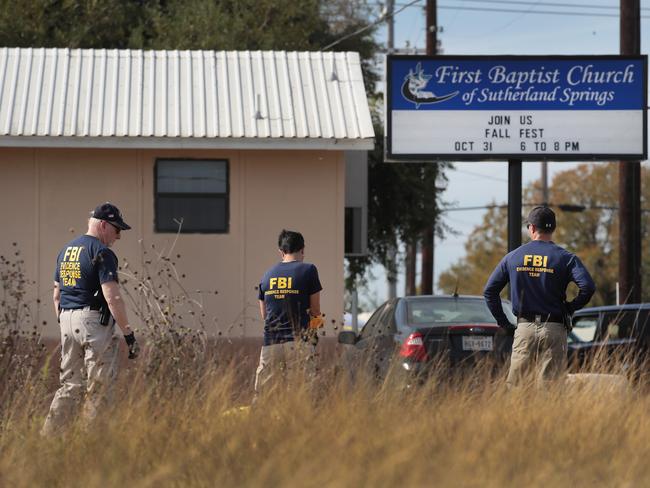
[255,229,323,394]
[42,203,140,435]
[484,206,595,387]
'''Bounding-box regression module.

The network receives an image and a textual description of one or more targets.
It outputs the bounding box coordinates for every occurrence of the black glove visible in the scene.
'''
[124,332,140,359]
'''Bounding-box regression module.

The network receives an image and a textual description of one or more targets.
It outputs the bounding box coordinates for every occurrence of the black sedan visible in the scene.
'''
[338,294,516,381]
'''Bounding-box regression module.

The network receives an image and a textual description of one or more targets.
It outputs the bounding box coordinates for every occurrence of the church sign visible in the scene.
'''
[386,55,647,161]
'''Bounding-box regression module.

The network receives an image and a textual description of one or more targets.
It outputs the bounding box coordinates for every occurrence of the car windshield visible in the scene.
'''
[572,315,598,342]
[407,298,515,325]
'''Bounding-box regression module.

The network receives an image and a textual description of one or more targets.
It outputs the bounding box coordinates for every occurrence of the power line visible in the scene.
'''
[323,0,422,50]
[388,0,646,7]
[452,168,508,182]
[481,0,545,36]
[454,0,649,10]
[341,0,646,52]
[373,0,650,14]
[443,204,508,212]
[443,214,486,226]
[443,203,650,212]
[438,4,650,17]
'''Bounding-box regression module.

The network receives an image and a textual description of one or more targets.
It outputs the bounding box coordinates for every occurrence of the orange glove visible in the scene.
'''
[309,314,324,329]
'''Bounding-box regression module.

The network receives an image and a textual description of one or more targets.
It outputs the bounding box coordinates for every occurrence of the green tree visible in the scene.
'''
[149,0,379,91]
[0,0,154,48]
[437,204,509,296]
[151,0,326,51]
[536,163,619,305]
[347,117,451,289]
[0,0,379,85]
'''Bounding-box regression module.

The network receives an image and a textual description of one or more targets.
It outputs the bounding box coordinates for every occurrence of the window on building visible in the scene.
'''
[155,159,229,233]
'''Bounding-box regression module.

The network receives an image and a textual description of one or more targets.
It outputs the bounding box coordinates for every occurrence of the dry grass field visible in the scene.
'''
[2,338,650,488]
[3,249,650,487]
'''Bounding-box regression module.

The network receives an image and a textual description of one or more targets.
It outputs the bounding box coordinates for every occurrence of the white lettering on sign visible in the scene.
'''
[567,64,635,85]
[488,65,561,89]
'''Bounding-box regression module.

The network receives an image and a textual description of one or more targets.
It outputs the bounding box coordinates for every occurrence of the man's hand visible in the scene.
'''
[124,332,140,359]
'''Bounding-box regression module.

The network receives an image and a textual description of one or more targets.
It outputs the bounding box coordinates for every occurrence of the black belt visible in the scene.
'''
[61,304,102,311]
[518,313,565,324]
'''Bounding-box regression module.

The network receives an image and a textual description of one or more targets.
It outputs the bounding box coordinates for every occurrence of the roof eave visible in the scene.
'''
[0,136,374,151]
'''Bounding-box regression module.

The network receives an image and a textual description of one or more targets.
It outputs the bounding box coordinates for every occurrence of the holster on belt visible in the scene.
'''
[99,303,111,326]
[561,302,573,333]
[94,289,111,326]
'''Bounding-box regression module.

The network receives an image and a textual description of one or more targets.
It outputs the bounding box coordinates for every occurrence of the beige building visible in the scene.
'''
[0,48,374,338]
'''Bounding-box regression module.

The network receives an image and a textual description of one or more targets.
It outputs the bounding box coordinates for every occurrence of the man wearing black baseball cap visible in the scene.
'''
[526,205,556,233]
[42,202,139,435]
[483,205,596,388]
[92,202,132,231]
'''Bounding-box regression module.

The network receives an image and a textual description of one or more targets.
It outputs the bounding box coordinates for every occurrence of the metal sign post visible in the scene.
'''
[508,160,522,253]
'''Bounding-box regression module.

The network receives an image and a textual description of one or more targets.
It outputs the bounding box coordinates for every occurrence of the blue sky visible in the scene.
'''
[386,0,626,55]
[358,0,648,307]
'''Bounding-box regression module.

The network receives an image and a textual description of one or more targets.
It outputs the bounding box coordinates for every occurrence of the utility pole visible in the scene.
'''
[619,0,642,303]
[541,161,549,205]
[387,0,394,53]
[508,162,522,252]
[351,278,359,333]
[426,0,437,55]
[386,0,398,300]
[405,241,416,295]
[403,0,415,296]
[387,0,419,298]
[420,0,437,295]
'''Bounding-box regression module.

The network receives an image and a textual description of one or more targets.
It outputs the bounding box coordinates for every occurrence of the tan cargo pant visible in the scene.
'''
[254,340,316,394]
[507,320,567,388]
[41,308,120,435]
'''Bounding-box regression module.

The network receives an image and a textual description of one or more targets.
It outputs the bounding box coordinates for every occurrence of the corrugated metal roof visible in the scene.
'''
[0,48,374,149]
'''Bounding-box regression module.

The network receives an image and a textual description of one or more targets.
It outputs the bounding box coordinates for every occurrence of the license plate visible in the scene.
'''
[462,336,493,351]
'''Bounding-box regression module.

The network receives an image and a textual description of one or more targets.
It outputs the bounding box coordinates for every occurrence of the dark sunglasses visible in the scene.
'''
[107,222,121,234]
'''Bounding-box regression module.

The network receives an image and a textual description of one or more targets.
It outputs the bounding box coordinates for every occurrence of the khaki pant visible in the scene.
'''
[254,341,316,394]
[507,320,567,388]
[41,309,120,435]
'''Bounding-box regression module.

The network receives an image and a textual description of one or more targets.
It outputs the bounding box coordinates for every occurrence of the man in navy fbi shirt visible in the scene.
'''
[255,229,323,394]
[42,202,140,435]
[484,206,595,387]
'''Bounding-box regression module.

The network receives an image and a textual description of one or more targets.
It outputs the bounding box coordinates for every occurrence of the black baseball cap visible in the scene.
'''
[91,202,131,230]
[526,206,556,232]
